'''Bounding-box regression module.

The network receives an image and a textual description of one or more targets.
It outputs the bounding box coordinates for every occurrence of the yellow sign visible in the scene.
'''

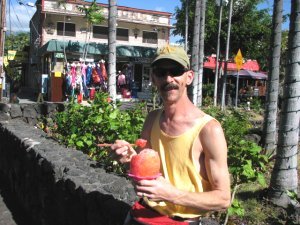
[54,72,62,77]
[6,50,28,62]
[234,49,243,71]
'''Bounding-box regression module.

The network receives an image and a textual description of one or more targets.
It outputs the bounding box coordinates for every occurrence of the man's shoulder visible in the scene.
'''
[200,117,223,138]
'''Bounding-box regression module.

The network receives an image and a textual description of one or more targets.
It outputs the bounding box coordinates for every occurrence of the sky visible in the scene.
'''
[6,0,291,41]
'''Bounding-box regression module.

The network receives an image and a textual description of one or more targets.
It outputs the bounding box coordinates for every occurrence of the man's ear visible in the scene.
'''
[186,70,194,85]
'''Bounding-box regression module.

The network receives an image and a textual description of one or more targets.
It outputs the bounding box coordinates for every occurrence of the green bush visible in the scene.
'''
[53,92,147,173]
[203,107,268,222]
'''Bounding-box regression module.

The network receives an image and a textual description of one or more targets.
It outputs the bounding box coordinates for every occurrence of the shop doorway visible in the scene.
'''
[134,64,143,91]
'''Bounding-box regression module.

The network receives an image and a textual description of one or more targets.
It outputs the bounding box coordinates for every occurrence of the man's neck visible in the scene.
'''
[163,96,195,121]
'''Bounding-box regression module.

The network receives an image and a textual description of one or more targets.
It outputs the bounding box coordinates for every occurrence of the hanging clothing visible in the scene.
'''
[65,73,72,96]
[70,63,76,87]
[96,63,104,84]
[100,62,107,81]
[86,64,92,86]
[117,73,126,86]
[92,67,101,84]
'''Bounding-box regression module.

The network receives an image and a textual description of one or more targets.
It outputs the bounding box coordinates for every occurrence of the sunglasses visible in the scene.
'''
[153,67,188,77]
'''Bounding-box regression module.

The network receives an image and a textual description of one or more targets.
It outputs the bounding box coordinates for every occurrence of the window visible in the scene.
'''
[93,26,108,39]
[142,31,158,44]
[117,28,129,41]
[93,26,128,41]
[57,22,76,36]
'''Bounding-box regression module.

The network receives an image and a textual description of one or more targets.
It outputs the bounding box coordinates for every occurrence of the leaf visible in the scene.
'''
[85,140,93,147]
[95,116,103,123]
[242,160,255,179]
[256,172,266,187]
[76,141,84,148]
[109,111,118,119]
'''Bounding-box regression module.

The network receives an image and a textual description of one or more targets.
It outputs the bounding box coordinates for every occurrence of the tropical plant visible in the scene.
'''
[4,32,30,83]
[53,92,147,173]
[262,0,283,155]
[204,107,268,223]
[4,32,29,52]
[269,0,300,209]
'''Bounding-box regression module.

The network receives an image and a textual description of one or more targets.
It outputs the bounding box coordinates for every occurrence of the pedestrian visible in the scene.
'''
[111,45,231,225]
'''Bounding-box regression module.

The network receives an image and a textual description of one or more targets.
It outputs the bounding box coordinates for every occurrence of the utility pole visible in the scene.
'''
[0,0,6,101]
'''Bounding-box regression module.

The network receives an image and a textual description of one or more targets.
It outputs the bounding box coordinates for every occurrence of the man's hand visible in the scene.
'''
[134,176,177,202]
[111,140,137,164]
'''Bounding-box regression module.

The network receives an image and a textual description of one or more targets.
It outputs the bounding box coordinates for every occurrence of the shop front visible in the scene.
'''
[36,40,156,102]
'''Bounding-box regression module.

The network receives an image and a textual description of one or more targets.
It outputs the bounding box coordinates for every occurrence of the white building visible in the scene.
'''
[28,0,172,101]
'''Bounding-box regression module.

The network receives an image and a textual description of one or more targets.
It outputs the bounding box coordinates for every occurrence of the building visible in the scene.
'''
[28,0,172,101]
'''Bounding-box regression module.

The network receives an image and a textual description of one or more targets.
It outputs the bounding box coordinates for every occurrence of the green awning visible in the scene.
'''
[38,40,157,58]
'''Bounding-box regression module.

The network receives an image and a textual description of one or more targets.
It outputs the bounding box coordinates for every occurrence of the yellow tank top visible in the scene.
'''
[144,110,214,218]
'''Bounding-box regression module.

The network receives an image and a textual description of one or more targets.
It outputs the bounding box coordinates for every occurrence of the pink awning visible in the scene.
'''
[204,56,260,71]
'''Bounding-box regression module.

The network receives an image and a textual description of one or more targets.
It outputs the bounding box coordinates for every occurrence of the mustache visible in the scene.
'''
[160,83,179,91]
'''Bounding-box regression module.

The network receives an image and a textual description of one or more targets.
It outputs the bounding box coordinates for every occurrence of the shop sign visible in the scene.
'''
[54,72,62,77]
[55,53,65,59]
[7,50,28,62]
[130,57,151,64]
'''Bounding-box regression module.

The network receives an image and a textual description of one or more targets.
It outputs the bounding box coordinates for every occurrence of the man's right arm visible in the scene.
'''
[110,110,158,163]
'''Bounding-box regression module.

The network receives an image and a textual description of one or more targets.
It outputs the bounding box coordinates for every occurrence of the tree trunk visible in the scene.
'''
[221,0,233,110]
[108,0,117,101]
[269,0,300,208]
[263,0,283,155]
[184,0,189,52]
[214,1,223,106]
[191,0,201,105]
[197,0,206,107]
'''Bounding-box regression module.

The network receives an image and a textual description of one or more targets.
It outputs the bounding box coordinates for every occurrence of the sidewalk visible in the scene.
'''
[17,87,37,104]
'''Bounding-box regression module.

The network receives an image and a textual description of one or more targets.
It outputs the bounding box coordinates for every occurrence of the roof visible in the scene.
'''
[204,56,260,71]
[227,70,268,80]
[38,40,157,58]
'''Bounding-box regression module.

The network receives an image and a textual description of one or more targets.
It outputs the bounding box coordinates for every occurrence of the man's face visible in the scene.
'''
[151,59,193,104]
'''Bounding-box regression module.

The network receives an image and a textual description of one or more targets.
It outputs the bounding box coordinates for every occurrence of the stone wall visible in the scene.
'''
[0,102,137,225]
[0,102,66,125]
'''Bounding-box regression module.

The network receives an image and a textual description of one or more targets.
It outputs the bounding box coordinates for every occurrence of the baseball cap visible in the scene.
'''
[151,45,190,69]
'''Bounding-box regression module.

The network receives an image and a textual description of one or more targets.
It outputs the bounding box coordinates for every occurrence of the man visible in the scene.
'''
[111,45,231,225]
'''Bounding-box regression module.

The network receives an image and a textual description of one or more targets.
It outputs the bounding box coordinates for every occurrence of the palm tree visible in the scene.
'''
[184,0,189,52]
[77,0,104,62]
[213,0,224,106]
[269,0,300,208]
[108,0,117,101]
[197,0,206,106]
[262,0,283,155]
[191,0,201,105]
